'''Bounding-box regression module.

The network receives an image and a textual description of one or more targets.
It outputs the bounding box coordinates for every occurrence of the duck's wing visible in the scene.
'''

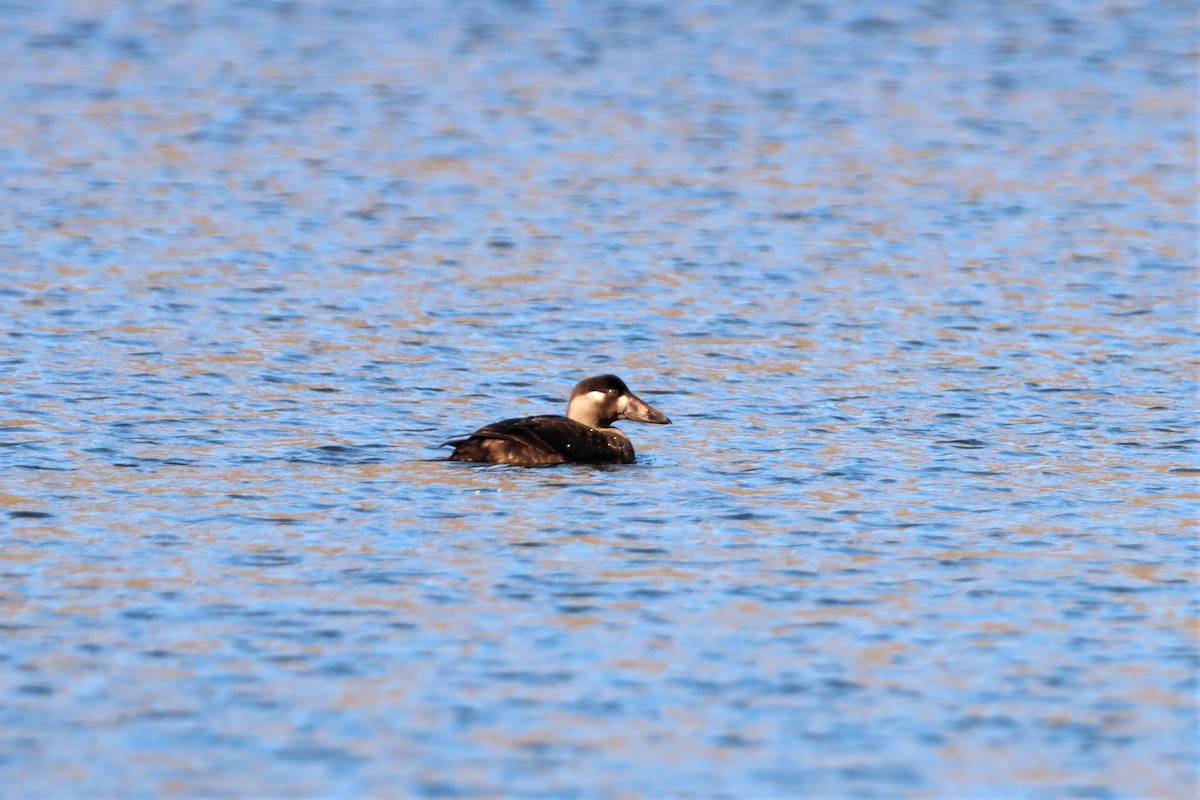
[443,415,557,447]
[446,415,629,465]
[444,415,568,465]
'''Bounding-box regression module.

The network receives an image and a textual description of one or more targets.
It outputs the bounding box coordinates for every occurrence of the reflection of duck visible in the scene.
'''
[445,374,671,466]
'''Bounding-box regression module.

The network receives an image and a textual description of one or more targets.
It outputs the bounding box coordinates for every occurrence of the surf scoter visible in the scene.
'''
[445,374,671,466]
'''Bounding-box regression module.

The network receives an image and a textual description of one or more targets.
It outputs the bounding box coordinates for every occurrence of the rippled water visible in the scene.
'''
[2,1,1197,797]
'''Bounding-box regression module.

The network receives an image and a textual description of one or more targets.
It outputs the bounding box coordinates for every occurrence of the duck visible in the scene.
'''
[445,374,671,466]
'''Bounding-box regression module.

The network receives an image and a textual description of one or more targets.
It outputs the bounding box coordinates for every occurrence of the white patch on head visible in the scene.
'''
[587,390,607,404]
[617,395,629,413]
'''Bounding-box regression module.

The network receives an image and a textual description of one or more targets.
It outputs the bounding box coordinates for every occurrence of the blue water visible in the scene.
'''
[1,1,1197,797]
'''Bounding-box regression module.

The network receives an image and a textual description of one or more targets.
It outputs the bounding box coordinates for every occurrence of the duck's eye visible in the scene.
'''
[608,388,617,396]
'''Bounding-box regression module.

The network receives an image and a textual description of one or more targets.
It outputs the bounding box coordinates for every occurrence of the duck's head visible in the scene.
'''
[566,374,671,429]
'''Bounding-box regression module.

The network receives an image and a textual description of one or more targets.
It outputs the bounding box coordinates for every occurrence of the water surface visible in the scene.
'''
[1,1,1197,797]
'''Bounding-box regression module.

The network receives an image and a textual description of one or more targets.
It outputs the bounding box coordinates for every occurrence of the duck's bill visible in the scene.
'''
[620,393,671,424]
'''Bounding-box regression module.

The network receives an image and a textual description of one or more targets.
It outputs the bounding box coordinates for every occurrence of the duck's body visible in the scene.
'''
[445,374,670,466]
[447,414,637,466]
